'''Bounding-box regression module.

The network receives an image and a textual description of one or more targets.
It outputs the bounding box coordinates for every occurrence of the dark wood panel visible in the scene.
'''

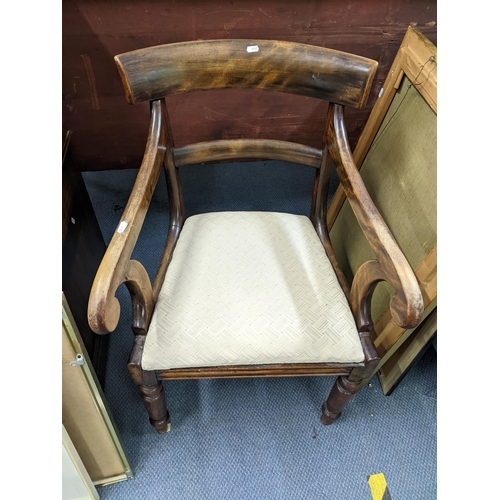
[62,130,109,385]
[62,0,437,171]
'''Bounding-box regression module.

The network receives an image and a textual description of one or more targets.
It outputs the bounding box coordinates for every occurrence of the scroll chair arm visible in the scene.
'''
[328,104,424,332]
[88,100,167,335]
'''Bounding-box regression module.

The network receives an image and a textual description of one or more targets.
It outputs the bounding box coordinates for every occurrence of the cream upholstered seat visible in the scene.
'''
[142,211,364,371]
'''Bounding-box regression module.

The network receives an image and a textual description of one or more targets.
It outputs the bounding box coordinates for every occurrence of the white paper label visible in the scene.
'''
[246,45,259,53]
[117,221,128,233]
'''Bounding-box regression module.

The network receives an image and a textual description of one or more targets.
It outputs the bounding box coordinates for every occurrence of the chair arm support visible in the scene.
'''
[328,104,423,332]
[349,260,419,332]
[88,100,167,334]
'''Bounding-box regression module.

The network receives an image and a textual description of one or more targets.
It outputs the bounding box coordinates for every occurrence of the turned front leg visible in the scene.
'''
[321,332,380,425]
[139,382,171,434]
[321,376,362,425]
[128,335,171,434]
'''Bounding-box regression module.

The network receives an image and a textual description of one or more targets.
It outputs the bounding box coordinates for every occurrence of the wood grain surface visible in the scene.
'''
[62,0,437,171]
[115,39,377,107]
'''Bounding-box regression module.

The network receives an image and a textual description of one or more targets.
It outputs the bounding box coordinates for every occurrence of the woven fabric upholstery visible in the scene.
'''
[142,212,364,370]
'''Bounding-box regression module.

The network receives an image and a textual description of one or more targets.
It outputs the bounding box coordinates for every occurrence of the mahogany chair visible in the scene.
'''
[88,40,423,434]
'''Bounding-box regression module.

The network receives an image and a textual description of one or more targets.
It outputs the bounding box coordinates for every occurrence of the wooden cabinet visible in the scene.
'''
[327,27,437,394]
[62,130,109,385]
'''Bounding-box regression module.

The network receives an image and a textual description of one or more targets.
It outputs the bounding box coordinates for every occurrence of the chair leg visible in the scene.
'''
[128,335,170,434]
[321,332,380,425]
[321,376,362,425]
[139,381,171,434]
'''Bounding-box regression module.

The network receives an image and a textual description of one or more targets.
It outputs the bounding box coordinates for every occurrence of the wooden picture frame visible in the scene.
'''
[62,293,134,486]
[326,26,437,394]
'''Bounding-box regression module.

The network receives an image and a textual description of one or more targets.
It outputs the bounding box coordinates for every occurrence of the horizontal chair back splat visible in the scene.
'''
[88,39,423,434]
[115,39,377,107]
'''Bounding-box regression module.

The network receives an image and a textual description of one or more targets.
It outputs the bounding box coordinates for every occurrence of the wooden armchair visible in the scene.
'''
[88,40,423,434]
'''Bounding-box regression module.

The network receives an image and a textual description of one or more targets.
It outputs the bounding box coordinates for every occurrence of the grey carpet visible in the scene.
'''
[83,162,436,499]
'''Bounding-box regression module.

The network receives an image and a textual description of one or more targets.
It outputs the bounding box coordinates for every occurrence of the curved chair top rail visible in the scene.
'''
[115,39,378,108]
